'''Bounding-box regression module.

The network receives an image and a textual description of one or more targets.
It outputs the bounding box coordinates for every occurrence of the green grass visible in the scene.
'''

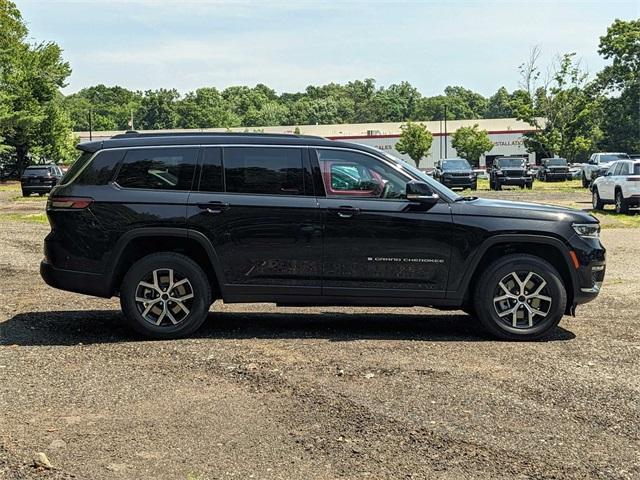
[457,177,583,193]
[0,182,20,192]
[0,212,48,224]
[590,209,640,228]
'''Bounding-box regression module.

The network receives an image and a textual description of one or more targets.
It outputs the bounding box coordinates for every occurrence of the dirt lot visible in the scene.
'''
[1,182,639,480]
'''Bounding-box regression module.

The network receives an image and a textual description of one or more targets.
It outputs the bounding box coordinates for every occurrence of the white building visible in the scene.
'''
[76,117,540,169]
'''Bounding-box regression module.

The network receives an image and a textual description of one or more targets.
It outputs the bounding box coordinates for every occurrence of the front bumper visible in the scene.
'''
[442,177,476,188]
[544,172,569,180]
[498,176,533,185]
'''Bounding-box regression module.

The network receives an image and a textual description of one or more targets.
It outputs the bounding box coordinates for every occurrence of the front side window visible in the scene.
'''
[116,148,197,190]
[317,149,409,199]
[634,164,640,175]
[224,147,304,195]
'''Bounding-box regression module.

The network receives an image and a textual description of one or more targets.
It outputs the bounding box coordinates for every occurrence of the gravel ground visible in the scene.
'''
[0,184,639,479]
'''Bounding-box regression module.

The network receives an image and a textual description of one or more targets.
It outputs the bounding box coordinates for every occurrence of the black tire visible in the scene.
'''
[592,188,604,210]
[495,181,502,191]
[22,190,30,197]
[470,182,477,191]
[473,254,567,340]
[38,192,45,197]
[120,252,212,339]
[581,174,590,188]
[615,189,629,214]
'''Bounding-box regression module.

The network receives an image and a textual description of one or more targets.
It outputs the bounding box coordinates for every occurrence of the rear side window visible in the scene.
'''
[224,147,304,195]
[199,147,223,192]
[61,152,93,184]
[634,164,640,175]
[74,150,124,185]
[116,148,197,190]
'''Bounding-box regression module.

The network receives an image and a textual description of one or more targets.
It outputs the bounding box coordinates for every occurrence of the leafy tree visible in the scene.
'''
[595,19,640,153]
[451,124,494,167]
[516,52,601,162]
[0,0,76,171]
[138,89,180,129]
[64,84,142,131]
[177,87,240,128]
[395,122,433,168]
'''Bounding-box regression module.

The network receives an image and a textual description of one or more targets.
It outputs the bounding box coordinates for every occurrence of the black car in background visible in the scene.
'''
[538,158,570,182]
[489,157,534,190]
[432,158,477,190]
[41,132,605,341]
[21,164,63,196]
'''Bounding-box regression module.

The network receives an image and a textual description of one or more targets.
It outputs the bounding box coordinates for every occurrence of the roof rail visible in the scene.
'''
[110,131,325,140]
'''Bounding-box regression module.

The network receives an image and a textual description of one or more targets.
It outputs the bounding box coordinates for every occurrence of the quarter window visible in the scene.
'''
[224,147,304,195]
[116,148,197,190]
[316,149,409,199]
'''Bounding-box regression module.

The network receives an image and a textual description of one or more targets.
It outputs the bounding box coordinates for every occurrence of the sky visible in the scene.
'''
[16,0,640,97]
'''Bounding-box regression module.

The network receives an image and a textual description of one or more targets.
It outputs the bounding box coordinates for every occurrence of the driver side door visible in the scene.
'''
[313,148,453,299]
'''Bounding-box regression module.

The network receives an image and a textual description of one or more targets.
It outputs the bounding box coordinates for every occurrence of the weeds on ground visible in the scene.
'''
[0,212,48,224]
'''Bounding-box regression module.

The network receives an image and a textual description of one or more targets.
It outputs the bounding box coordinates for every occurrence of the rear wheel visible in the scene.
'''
[473,254,566,340]
[120,252,212,339]
[592,188,604,210]
[495,180,502,191]
[22,190,30,197]
[615,190,629,214]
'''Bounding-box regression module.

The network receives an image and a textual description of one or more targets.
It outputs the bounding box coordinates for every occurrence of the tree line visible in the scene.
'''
[0,0,638,173]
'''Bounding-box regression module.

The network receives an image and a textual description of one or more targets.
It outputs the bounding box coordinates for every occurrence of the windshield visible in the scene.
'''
[497,158,525,168]
[546,158,566,166]
[442,159,471,170]
[25,167,50,173]
[601,154,629,162]
[382,152,460,200]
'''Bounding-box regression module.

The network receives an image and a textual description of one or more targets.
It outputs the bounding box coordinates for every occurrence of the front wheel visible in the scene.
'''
[473,254,566,340]
[120,252,212,339]
[581,174,590,188]
[592,188,604,210]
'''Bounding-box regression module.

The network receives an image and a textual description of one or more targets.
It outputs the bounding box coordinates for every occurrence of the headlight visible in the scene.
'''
[572,223,600,238]
[496,170,503,175]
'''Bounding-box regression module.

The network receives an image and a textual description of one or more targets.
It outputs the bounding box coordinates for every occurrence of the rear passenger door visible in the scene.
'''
[187,146,322,300]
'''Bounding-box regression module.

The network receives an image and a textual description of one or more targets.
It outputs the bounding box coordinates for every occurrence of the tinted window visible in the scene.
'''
[634,164,640,175]
[224,147,304,195]
[613,163,623,176]
[601,154,629,162]
[546,158,566,166]
[199,148,223,192]
[442,159,471,170]
[61,152,93,184]
[497,158,525,168]
[74,150,124,185]
[116,148,197,190]
[317,149,409,199]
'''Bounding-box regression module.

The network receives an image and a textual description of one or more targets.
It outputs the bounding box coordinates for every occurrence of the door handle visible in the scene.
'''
[197,201,230,214]
[329,206,360,218]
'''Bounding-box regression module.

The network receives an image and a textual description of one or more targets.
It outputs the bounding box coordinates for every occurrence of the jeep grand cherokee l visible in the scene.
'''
[41,132,606,340]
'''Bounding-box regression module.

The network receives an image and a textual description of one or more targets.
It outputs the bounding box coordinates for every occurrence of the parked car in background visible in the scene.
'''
[488,157,534,190]
[568,163,582,180]
[580,153,629,188]
[537,158,569,181]
[20,164,63,196]
[41,132,605,341]
[629,154,640,160]
[432,158,477,190]
[591,160,640,214]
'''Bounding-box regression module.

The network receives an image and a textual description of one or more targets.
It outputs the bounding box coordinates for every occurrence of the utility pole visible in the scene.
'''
[443,104,448,158]
[88,109,93,141]
[129,109,135,131]
[439,114,443,160]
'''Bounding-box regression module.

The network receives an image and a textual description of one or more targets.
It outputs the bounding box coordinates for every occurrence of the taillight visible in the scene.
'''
[47,196,93,209]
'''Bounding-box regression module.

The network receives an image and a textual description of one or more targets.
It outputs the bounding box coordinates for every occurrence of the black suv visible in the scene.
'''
[21,164,64,196]
[432,158,477,190]
[41,133,605,340]
[489,157,534,190]
[538,158,569,182]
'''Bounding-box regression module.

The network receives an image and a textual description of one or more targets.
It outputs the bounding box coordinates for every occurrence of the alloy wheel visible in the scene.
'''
[493,271,552,328]
[134,268,194,326]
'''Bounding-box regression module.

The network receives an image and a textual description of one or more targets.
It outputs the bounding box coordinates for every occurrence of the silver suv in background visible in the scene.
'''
[580,153,630,188]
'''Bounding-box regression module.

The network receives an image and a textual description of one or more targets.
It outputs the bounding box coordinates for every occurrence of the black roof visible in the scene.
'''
[76,131,370,154]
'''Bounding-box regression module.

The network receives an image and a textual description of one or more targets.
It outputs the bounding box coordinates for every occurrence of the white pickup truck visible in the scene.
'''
[580,152,630,187]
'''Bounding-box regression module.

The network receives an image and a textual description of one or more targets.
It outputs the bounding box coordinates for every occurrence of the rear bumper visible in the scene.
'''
[40,261,112,298]
[22,184,54,193]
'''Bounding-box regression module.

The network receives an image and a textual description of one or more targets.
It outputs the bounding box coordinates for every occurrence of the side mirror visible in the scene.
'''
[605,171,613,177]
[406,181,439,205]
